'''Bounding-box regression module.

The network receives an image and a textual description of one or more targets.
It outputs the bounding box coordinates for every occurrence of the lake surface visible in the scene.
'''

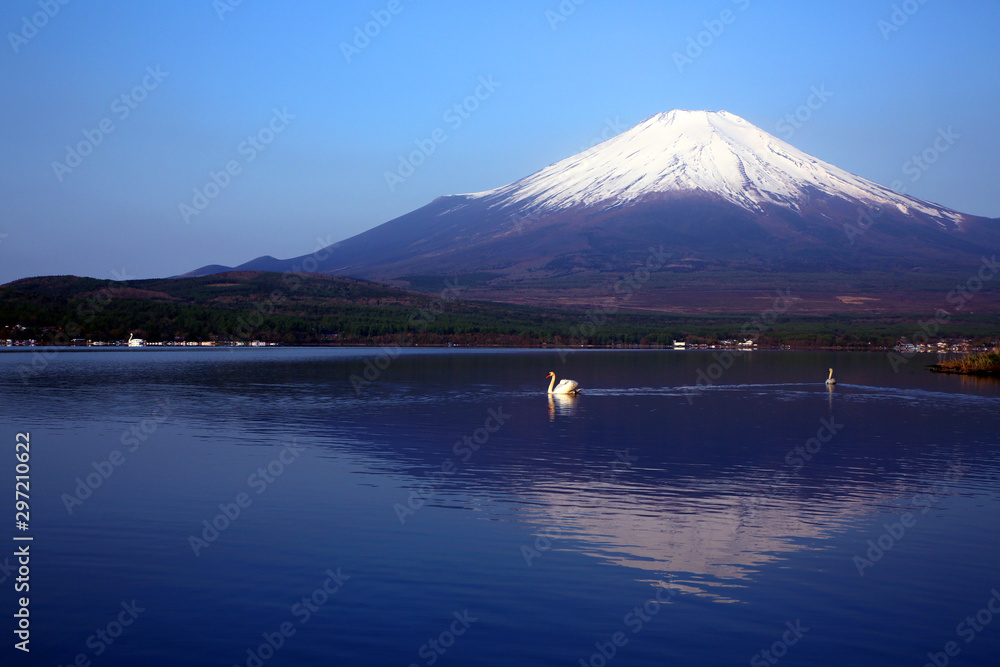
[2,347,999,666]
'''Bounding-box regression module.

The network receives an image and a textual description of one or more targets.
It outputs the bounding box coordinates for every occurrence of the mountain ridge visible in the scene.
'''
[183,110,999,310]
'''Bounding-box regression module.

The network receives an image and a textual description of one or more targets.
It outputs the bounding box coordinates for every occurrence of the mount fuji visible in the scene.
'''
[187,110,999,307]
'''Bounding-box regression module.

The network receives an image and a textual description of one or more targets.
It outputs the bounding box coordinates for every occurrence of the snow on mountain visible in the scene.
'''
[185,109,997,283]
[467,110,964,226]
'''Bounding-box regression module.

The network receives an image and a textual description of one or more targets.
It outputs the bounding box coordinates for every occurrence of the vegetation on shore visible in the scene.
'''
[1,272,997,349]
[930,349,1000,375]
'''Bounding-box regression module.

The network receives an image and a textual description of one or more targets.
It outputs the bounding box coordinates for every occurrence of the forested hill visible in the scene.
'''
[0,271,623,346]
[1,271,996,348]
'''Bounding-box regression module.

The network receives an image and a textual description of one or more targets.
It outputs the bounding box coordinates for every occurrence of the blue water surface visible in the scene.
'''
[1,348,998,666]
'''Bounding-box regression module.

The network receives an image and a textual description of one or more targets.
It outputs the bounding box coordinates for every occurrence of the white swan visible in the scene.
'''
[825,368,836,385]
[546,371,580,395]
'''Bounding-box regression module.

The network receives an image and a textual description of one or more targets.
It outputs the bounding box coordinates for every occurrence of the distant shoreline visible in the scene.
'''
[0,343,989,353]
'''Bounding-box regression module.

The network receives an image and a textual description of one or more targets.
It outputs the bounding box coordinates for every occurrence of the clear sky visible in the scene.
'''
[2,0,998,283]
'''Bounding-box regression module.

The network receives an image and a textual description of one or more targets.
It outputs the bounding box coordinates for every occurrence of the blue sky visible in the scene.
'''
[2,0,998,283]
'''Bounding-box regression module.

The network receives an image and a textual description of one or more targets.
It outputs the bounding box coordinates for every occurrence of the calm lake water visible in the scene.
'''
[2,348,999,666]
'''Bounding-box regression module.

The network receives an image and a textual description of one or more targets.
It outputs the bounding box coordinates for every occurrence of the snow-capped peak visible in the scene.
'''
[467,110,963,224]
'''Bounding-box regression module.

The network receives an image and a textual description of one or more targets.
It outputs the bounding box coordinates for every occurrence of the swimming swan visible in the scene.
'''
[546,371,580,395]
